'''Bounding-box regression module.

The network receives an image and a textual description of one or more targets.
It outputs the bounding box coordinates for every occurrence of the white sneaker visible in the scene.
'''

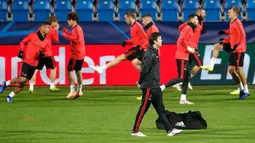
[172,84,181,91]
[90,65,103,74]
[167,128,183,136]
[179,100,194,104]
[188,82,193,90]
[131,131,146,137]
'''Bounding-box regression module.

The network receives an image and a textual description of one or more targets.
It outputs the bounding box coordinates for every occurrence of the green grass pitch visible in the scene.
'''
[0,86,254,143]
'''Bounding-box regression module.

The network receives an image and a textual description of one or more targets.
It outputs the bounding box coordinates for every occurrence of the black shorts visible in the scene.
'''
[176,59,189,79]
[37,56,56,70]
[67,59,84,71]
[20,62,36,80]
[189,52,202,66]
[229,52,245,67]
[124,46,144,61]
[222,43,232,52]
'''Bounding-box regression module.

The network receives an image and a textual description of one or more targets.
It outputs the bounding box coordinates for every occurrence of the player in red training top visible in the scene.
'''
[29,16,60,93]
[160,14,199,104]
[173,8,206,91]
[136,13,159,100]
[0,22,51,103]
[201,6,250,99]
[62,12,85,99]
[90,10,146,74]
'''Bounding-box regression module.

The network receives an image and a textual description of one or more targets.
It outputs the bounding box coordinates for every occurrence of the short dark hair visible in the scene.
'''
[48,16,58,24]
[125,10,136,19]
[149,32,161,45]
[41,21,51,26]
[188,14,197,20]
[196,8,204,13]
[142,14,152,18]
[231,6,240,16]
[68,12,79,22]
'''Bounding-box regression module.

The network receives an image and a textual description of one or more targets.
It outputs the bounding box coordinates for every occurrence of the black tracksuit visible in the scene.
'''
[132,45,173,133]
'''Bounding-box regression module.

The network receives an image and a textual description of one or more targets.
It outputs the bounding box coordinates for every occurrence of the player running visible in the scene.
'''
[201,6,250,99]
[29,16,60,93]
[160,14,199,104]
[90,10,146,74]
[62,12,85,99]
[173,8,206,91]
[0,22,51,103]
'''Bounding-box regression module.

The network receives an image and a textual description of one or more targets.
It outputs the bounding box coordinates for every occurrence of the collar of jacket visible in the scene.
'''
[72,24,78,29]
[187,22,197,31]
[131,21,136,27]
[145,21,154,29]
[149,44,159,53]
[197,15,203,24]
[37,31,46,41]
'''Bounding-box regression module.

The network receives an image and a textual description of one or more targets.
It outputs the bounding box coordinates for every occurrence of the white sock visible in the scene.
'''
[29,83,34,90]
[101,65,107,70]
[243,84,249,93]
[6,80,11,86]
[237,83,244,91]
[78,84,83,92]
[70,85,75,92]
[190,74,194,78]
[9,91,15,98]
[160,85,166,91]
[209,57,217,68]
[180,94,186,100]
[50,82,55,89]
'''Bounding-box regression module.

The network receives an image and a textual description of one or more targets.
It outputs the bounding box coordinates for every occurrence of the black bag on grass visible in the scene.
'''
[156,110,207,130]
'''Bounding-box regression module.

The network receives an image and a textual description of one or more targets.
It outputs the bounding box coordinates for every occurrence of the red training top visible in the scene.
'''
[125,21,147,50]
[175,23,195,60]
[20,31,49,66]
[62,25,85,60]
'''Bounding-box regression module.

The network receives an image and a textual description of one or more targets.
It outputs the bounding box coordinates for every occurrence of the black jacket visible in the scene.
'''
[138,45,160,88]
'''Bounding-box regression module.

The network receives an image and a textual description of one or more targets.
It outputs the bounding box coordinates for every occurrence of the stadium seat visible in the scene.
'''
[204,0,221,21]
[55,0,73,21]
[0,0,8,21]
[140,0,157,21]
[97,0,114,21]
[224,0,242,21]
[118,0,136,21]
[246,0,255,20]
[12,0,30,21]
[182,0,200,21]
[76,0,93,21]
[33,0,51,21]
[161,0,179,21]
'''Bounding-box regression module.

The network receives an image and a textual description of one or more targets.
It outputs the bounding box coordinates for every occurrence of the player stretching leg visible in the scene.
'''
[173,8,206,91]
[160,14,199,104]
[91,10,146,74]
[201,7,250,99]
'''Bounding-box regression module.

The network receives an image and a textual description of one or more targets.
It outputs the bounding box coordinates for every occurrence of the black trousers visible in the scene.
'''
[165,59,190,94]
[132,88,173,133]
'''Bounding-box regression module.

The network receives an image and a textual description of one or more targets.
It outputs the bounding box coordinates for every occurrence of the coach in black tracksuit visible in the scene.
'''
[132,32,176,136]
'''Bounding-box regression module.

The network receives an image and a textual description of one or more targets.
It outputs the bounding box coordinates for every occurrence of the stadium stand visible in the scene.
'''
[33,0,51,21]
[12,0,30,21]
[75,0,94,21]
[203,0,222,21]
[0,0,253,22]
[54,0,73,21]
